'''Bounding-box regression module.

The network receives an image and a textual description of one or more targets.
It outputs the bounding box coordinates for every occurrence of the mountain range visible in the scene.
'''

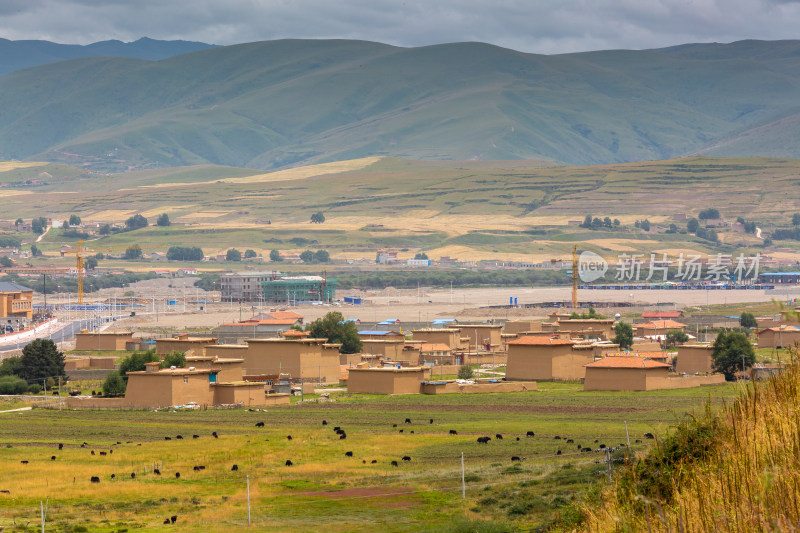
[0,37,215,77]
[3,38,800,170]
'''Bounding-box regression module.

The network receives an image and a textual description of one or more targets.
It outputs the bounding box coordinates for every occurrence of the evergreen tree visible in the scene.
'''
[19,339,65,383]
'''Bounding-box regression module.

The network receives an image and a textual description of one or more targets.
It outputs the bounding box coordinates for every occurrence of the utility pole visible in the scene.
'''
[461,452,465,499]
[246,475,251,525]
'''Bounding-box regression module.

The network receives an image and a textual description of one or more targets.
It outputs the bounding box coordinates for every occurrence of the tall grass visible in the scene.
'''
[581,349,800,532]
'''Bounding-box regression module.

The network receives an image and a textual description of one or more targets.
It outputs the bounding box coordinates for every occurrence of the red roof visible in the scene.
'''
[506,336,574,346]
[585,356,670,369]
[636,320,687,330]
[281,329,310,337]
[258,319,301,325]
[642,311,682,319]
[267,311,304,320]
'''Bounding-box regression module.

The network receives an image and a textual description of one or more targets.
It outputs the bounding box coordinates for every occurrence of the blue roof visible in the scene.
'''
[432,318,456,324]
[377,319,400,325]
[762,272,800,276]
[359,330,395,335]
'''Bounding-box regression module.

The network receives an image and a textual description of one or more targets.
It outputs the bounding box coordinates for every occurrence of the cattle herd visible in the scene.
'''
[4,413,656,527]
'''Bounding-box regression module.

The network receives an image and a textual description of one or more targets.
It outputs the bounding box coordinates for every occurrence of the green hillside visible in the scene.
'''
[4,39,800,171]
[3,156,800,263]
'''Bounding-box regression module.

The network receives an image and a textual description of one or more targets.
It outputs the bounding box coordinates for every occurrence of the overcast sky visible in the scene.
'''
[1,0,799,54]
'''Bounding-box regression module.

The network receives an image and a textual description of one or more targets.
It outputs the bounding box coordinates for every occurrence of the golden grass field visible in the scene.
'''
[582,354,800,532]
[0,382,740,532]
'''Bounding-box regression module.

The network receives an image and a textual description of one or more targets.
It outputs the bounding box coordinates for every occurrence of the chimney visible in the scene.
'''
[145,362,159,373]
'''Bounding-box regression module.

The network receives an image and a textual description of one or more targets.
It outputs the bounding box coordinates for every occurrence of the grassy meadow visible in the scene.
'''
[3,155,800,264]
[0,382,739,532]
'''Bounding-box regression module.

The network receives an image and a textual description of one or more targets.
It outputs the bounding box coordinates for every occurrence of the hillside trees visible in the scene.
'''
[31,217,47,234]
[125,214,148,230]
[244,249,257,259]
[226,249,242,262]
[156,213,170,226]
[698,208,720,220]
[794,213,800,226]
[167,246,203,261]
[69,214,81,226]
[310,211,326,224]
[124,245,142,260]
[269,249,282,262]
[300,250,330,263]
[687,218,699,233]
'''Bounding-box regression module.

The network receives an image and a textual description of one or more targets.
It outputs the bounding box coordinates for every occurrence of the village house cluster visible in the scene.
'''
[58,302,800,410]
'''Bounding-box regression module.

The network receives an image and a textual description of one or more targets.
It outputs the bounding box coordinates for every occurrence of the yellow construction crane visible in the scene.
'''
[572,244,578,309]
[60,240,88,304]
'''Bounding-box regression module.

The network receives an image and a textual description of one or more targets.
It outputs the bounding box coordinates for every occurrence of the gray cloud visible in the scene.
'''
[0,0,799,54]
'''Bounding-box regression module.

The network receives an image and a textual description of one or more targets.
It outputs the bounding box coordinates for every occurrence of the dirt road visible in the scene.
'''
[59,278,800,334]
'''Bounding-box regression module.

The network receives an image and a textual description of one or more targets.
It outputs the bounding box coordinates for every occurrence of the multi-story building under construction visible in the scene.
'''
[261,276,337,303]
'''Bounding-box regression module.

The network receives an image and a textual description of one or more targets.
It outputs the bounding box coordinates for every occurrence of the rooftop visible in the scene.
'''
[760,325,800,333]
[0,281,32,293]
[128,367,219,376]
[642,311,683,319]
[637,320,688,329]
[419,343,452,352]
[585,356,670,369]
[506,336,574,346]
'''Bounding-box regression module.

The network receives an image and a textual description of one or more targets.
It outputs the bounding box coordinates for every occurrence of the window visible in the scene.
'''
[183,377,188,383]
